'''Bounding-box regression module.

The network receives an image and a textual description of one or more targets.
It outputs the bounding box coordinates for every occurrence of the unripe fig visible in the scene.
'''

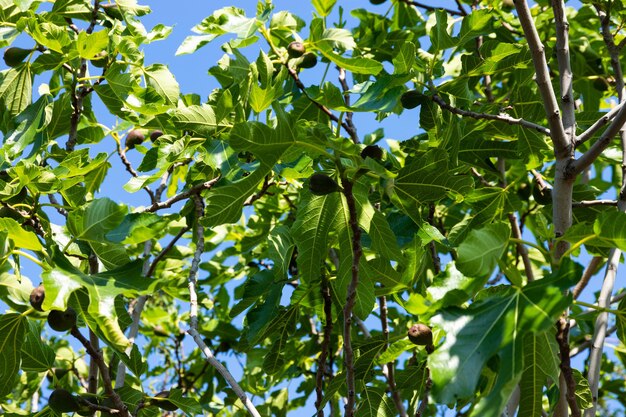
[400,90,426,109]
[360,145,383,160]
[516,182,531,201]
[408,324,433,352]
[3,47,32,67]
[125,129,145,150]
[48,389,81,413]
[287,42,306,58]
[298,52,318,69]
[532,183,552,205]
[90,51,108,68]
[502,0,515,10]
[47,307,77,332]
[152,391,178,411]
[370,0,387,4]
[29,284,45,311]
[149,130,163,141]
[309,173,340,196]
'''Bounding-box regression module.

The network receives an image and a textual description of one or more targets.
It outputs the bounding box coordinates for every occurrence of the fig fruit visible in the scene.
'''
[408,324,433,351]
[532,183,552,205]
[309,173,340,196]
[502,0,515,10]
[47,307,77,332]
[287,41,306,58]
[370,0,387,4]
[298,52,318,69]
[149,130,163,141]
[90,51,108,68]
[125,129,145,150]
[48,389,81,413]
[360,145,383,160]
[400,90,427,109]
[29,284,45,311]
[153,391,178,411]
[3,47,32,67]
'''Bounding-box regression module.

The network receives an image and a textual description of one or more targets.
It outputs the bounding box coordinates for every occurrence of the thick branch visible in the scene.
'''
[514,1,569,156]
[575,101,626,147]
[431,94,551,135]
[572,256,603,299]
[552,0,576,145]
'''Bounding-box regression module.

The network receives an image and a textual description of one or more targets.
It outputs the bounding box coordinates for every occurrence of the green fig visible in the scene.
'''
[48,389,81,413]
[360,145,383,160]
[152,391,178,411]
[90,50,108,68]
[47,307,77,332]
[29,284,45,311]
[298,52,317,69]
[3,47,32,67]
[516,181,531,201]
[125,129,145,150]
[287,41,306,58]
[400,90,427,109]
[370,0,387,4]
[408,324,433,350]
[309,173,340,196]
[532,183,552,205]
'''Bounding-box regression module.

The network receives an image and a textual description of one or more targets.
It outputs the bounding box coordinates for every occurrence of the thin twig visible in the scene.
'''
[398,0,464,16]
[379,295,407,417]
[315,279,333,417]
[338,67,358,143]
[570,325,617,357]
[427,205,441,275]
[431,94,551,136]
[186,195,261,417]
[145,226,191,279]
[117,145,156,203]
[575,102,626,146]
[71,328,129,417]
[87,254,100,398]
[572,199,618,207]
[415,368,432,417]
[340,178,363,417]
[143,177,220,213]
[572,256,603,300]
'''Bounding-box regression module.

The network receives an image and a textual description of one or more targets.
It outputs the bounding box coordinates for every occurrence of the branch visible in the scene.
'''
[117,145,156,203]
[570,325,617,357]
[572,256,603,299]
[514,1,569,156]
[287,66,358,142]
[87,255,100,398]
[143,177,220,212]
[397,0,464,16]
[315,279,333,417]
[427,205,441,275]
[145,226,191,279]
[552,0,576,145]
[379,295,407,417]
[414,368,432,417]
[556,318,581,417]
[338,67,358,144]
[185,196,261,417]
[575,101,626,147]
[572,199,618,207]
[340,178,363,417]
[71,328,129,417]
[509,213,535,281]
[431,94,551,136]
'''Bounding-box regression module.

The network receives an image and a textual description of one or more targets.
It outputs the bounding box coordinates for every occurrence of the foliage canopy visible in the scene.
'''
[2,0,626,416]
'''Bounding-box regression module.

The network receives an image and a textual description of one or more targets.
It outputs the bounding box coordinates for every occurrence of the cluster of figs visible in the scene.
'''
[29,284,179,413]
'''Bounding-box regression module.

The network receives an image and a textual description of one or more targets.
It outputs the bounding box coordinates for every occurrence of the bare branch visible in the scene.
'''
[570,325,617,357]
[431,94,551,136]
[338,67,358,144]
[186,195,261,417]
[575,101,626,147]
[552,0,576,145]
[397,0,464,16]
[556,318,581,417]
[379,295,407,417]
[315,279,333,417]
[143,177,220,213]
[572,199,618,207]
[572,256,603,299]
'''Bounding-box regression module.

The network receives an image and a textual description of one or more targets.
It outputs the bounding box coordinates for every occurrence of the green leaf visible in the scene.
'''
[0,64,33,116]
[143,64,180,105]
[67,198,128,243]
[356,387,396,417]
[0,217,42,251]
[312,0,336,17]
[267,225,295,280]
[316,43,383,75]
[429,275,573,404]
[20,319,55,372]
[0,313,27,400]
[393,149,474,206]
[170,105,225,136]
[518,331,560,417]
[427,10,455,51]
[76,30,109,59]
[456,222,511,279]
[393,41,416,75]
[457,9,494,46]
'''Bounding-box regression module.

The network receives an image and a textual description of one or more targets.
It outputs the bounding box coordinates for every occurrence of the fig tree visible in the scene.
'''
[400,90,427,109]
[360,145,383,160]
